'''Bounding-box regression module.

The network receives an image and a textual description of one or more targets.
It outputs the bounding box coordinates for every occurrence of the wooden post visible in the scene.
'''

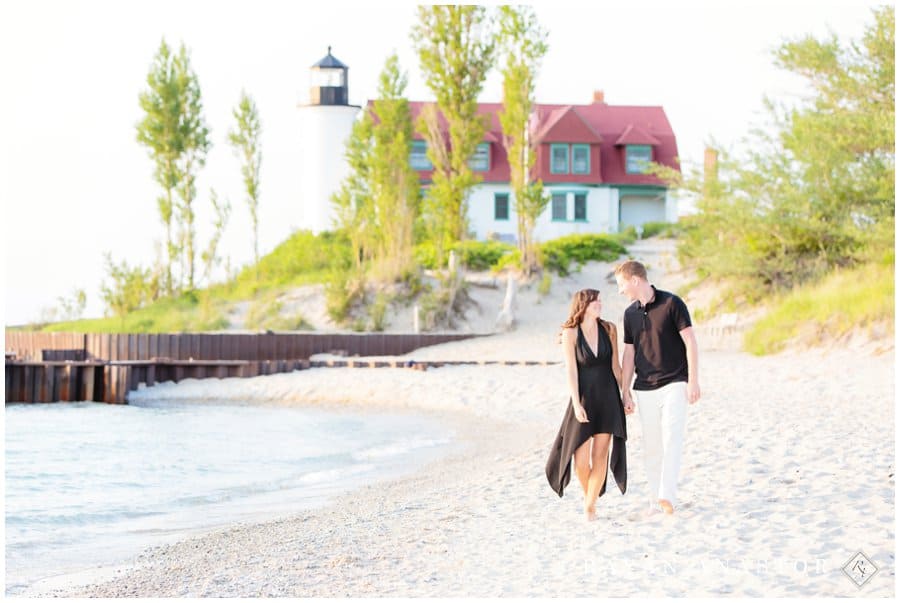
[58,365,74,402]
[81,366,96,402]
[35,365,52,402]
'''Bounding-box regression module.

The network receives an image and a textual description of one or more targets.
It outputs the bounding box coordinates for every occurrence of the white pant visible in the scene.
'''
[635,381,687,507]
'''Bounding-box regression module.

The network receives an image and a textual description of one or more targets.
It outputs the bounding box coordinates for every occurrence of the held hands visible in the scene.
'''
[621,391,635,415]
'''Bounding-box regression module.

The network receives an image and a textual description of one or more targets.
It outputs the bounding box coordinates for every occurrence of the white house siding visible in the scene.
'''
[466,184,619,243]
[467,184,518,242]
[665,190,679,222]
[296,104,359,233]
[618,191,667,229]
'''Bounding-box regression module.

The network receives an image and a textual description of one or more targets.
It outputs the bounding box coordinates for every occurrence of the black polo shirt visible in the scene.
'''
[623,286,692,390]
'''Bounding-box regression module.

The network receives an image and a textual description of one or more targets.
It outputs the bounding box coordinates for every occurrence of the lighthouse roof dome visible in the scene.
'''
[311,47,347,69]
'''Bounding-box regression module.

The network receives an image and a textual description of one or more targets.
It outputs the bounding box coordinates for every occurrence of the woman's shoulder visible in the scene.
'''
[561,326,578,340]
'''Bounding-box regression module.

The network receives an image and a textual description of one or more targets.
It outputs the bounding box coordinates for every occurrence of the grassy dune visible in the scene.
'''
[744,261,894,355]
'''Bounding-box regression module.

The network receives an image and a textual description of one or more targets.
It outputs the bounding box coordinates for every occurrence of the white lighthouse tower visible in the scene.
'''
[297,47,360,233]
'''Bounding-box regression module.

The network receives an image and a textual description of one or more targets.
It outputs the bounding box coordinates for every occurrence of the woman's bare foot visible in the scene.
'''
[658,499,674,514]
[585,504,598,521]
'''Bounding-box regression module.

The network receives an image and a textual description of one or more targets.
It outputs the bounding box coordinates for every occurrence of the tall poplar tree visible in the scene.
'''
[136,39,210,294]
[411,5,496,259]
[497,5,549,275]
[368,53,420,281]
[227,90,263,276]
[332,53,420,283]
[136,39,181,295]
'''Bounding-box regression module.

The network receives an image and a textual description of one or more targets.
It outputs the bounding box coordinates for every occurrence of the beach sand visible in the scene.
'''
[37,240,894,597]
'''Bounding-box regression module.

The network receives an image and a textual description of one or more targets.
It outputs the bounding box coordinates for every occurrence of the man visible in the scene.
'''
[614,260,701,515]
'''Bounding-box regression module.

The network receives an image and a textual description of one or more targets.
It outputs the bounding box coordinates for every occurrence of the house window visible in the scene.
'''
[625,145,653,174]
[468,142,490,172]
[551,193,567,221]
[494,193,510,220]
[574,193,587,221]
[572,144,590,174]
[550,144,569,174]
[410,140,432,170]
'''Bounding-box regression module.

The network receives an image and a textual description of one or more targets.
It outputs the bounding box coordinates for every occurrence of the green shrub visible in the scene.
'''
[414,240,517,271]
[324,270,364,324]
[492,248,523,273]
[538,234,627,276]
[369,293,390,332]
[613,226,638,245]
[640,220,682,239]
[99,254,161,317]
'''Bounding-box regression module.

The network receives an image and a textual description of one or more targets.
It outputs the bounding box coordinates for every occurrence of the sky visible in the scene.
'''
[1,0,889,326]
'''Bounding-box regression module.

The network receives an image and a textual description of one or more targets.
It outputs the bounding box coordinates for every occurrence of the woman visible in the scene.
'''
[545,288,633,520]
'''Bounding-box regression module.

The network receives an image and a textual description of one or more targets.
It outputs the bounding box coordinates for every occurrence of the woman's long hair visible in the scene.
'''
[561,288,600,329]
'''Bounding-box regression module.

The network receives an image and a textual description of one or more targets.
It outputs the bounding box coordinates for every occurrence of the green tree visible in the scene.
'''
[99,253,160,317]
[411,5,496,260]
[497,5,549,275]
[332,112,375,276]
[670,7,894,296]
[227,90,263,276]
[136,39,181,295]
[136,39,210,294]
[332,53,420,284]
[368,53,421,281]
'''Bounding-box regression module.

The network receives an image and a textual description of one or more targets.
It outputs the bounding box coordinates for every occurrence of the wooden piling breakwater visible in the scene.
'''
[4,332,483,404]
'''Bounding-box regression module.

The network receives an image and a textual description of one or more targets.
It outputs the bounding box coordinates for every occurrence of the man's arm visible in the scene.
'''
[621,342,635,414]
[679,326,701,404]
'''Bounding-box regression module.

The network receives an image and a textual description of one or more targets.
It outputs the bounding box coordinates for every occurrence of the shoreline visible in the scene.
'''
[37,343,896,597]
[14,394,487,598]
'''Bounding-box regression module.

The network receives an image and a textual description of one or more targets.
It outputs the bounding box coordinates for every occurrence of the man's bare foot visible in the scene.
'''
[658,499,674,514]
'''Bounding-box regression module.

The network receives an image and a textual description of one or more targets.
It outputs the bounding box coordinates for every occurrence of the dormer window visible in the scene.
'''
[550,143,590,175]
[468,142,490,172]
[625,145,653,174]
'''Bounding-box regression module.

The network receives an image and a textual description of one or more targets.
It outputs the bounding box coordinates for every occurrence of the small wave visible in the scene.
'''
[295,463,377,485]
[351,437,451,461]
[5,508,166,527]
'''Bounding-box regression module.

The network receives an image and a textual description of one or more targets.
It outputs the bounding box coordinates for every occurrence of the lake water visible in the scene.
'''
[4,400,457,595]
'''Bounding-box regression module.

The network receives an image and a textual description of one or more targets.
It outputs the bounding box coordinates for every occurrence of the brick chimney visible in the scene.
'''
[703,147,719,193]
[592,90,605,104]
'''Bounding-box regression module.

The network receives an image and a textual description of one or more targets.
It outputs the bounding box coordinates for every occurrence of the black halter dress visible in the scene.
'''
[545,320,627,498]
